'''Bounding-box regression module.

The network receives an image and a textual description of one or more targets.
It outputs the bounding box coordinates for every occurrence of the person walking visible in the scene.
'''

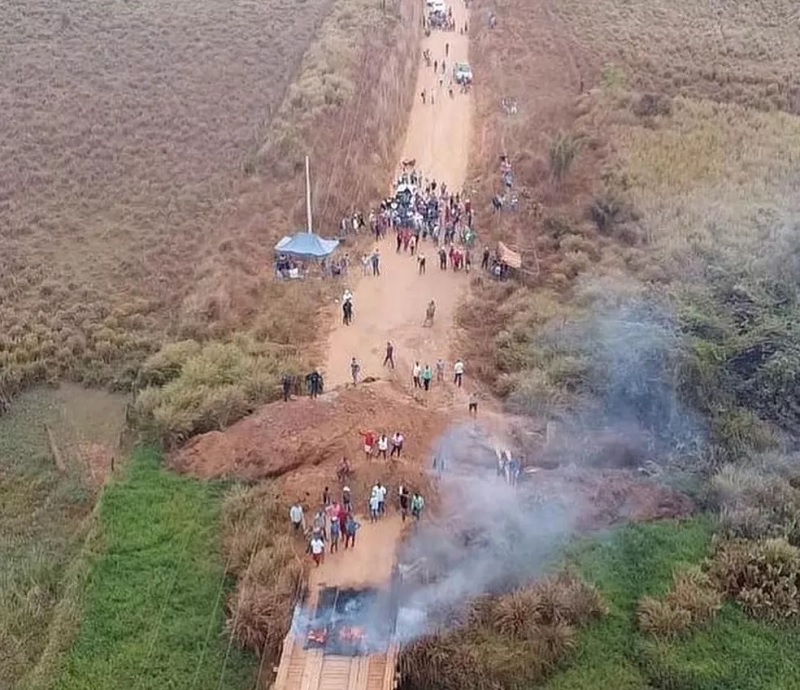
[453,358,465,387]
[309,533,325,566]
[350,357,361,385]
[418,252,426,274]
[383,341,395,368]
[342,487,352,513]
[371,249,381,276]
[322,486,331,507]
[313,508,327,540]
[289,501,305,533]
[436,358,445,383]
[282,374,293,402]
[412,361,422,388]
[422,364,433,391]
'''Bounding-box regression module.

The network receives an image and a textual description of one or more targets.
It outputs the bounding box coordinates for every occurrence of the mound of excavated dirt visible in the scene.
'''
[170,382,449,483]
[530,467,694,529]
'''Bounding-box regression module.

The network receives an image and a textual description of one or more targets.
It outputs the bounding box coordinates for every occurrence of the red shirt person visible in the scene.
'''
[359,430,376,459]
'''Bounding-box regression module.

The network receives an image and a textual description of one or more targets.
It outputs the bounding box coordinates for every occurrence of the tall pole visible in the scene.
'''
[305,155,313,233]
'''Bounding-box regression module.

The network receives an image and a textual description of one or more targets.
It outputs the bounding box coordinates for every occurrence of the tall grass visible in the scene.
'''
[53,448,257,690]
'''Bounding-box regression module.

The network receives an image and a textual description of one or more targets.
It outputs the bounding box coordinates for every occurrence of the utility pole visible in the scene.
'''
[305,155,313,233]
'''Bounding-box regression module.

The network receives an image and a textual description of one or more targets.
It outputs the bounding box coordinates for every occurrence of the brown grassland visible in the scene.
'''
[0,0,337,396]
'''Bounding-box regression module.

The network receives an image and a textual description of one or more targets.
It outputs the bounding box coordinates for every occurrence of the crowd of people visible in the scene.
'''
[291,481,426,566]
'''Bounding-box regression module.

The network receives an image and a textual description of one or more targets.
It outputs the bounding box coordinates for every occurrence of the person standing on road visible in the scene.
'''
[436,358,445,383]
[377,482,387,515]
[371,248,381,276]
[453,358,465,387]
[445,42,449,57]
[399,485,410,521]
[329,515,340,553]
[421,89,426,105]
[412,361,422,388]
[344,513,360,549]
[350,357,361,385]
[383,341,395,369]
[411,492,425,521]
[418,252,426,274]
[422,364,433,391]
[310,534,325,566]
[369,491,380,523]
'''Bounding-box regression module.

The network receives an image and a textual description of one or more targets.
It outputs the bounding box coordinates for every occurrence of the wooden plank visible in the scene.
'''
[273,634,297,690]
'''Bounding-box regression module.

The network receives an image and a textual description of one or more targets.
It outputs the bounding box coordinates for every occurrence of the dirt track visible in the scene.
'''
[273,3,475,689]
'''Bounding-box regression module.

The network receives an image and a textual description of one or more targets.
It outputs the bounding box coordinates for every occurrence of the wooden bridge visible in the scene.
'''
[272,633,398,690]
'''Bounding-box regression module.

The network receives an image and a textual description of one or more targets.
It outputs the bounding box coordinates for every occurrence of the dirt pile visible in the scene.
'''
[170,381,448,485]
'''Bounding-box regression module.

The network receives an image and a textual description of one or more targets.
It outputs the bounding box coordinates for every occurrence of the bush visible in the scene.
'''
[637,567,722,638]
[709,537,800,621]
[132,338,304,447]
[399,572,607,690]
[711,460,800,545]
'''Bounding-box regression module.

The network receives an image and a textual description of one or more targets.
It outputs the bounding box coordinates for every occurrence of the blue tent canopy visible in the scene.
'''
[274,232,339,259]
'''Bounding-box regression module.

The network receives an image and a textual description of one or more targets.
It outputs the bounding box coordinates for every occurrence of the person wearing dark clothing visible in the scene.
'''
[342,299,353,325]
[282,374,293,402]
[383,342,395,368]
[398,486,410,521]
[482,247,491,270]
[307,371,323,398]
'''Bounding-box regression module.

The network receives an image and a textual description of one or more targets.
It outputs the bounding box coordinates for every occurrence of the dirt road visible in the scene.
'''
[323,5,473,390]
[274,5,474,690]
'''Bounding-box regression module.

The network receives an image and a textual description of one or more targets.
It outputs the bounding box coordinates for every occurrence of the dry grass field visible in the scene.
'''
[0,0,335,397]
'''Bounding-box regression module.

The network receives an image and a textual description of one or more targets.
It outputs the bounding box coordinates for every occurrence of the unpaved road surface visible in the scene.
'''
[274,4,475,689]
[323,6,473,390]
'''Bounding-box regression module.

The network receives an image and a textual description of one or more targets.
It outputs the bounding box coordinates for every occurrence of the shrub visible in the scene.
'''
[132,338,304,447]
[637,596,692,638]
[709,537,800,621]
[399,572,607,690]
[711,460,800,545]
[637,566,722,638]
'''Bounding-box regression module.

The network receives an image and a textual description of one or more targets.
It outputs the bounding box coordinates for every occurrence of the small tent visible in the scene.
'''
[274,232,339,259]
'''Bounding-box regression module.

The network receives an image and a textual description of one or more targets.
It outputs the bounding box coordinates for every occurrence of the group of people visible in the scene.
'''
[291,482,426,566]
[359,429,405,459]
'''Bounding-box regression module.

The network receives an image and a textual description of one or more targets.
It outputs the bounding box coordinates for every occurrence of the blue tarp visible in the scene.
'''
[274,232,339,259]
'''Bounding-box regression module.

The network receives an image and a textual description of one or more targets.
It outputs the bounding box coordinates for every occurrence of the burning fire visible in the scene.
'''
[307,628,329,645]
[337,626,366,643]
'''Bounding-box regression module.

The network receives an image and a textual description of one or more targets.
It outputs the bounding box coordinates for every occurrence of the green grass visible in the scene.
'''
[543,519,800,690]
[53,448,257,690]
